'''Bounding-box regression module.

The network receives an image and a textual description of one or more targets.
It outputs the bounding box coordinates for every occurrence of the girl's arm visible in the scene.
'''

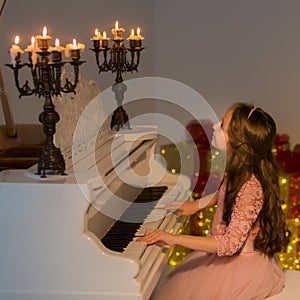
[164,192,218,217]
[137,229,218,253]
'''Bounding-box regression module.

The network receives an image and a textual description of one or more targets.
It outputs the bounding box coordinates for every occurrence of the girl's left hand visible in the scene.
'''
[136,229,175,246]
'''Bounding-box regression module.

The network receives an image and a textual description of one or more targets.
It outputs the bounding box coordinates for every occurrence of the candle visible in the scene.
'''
[127,29,137,48]
[48,38,65,52]
[127,27,144,47]
[136,27,144,39]
[35,26,51,50]
[136,27,144,47]
[91,28,102,49]
[25,36,42,53]
[129,28,135,38]
[92,28,102,39]
[24,36,35,52]
[10,35,24,66]
[101,30,110,48]
[111,20,125,39]
[65,38,85,60]
[24,36,40,66]
[49,38,65,62]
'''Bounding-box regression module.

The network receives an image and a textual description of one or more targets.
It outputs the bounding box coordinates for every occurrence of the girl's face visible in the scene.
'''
[211,108,232,151]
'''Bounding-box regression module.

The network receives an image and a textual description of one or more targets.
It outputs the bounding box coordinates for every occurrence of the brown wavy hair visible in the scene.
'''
[223,103,290,257]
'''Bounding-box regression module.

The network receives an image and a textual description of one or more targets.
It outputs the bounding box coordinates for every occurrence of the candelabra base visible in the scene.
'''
[37,144,66,178]
[110,106,131,131]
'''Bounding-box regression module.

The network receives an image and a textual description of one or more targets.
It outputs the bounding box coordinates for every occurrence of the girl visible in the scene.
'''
[137,103,290,299]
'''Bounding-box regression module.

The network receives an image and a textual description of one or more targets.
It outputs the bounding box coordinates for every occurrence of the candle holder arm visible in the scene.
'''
[91,48,111,72]
[60,60,85,93]
[5,63,35,97]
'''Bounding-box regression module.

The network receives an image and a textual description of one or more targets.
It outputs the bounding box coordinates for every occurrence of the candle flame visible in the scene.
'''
[31,36,35,45]
[14,35,20,45]
[103,31,107,39]
[55,38,60,47]
[130,29,134,37]
[115,21,119,30]
[95,28,99,36]
[72,38,77,48]
[42,26,47,37]
[137,27,141,36]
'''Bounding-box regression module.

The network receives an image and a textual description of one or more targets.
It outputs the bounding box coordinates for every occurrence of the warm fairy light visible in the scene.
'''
[161,149,166,154]
[171,169,176,174]
[281,178,287,184]
[14,35,20,45]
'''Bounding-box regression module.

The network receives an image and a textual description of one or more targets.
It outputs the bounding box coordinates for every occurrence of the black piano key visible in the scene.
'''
[101,186,168,252]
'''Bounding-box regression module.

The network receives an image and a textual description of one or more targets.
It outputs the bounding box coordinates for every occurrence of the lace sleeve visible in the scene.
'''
[214,177,263,256]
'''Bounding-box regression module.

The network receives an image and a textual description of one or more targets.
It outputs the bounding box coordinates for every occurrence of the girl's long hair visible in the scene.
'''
[223,103,290,257]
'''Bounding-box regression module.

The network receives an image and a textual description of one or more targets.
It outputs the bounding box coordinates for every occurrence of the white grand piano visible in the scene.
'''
[0,79,191,300]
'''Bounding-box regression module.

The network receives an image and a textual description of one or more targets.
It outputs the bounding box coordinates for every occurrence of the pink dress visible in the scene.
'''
[151,175,285,300]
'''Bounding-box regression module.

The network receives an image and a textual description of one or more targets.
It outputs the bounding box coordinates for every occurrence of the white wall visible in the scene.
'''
[152,0,300,146]
[1,0,300,146]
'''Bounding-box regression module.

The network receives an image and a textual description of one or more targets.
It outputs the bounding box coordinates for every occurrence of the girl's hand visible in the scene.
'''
[136,229,175,246]
[165,200,199,216]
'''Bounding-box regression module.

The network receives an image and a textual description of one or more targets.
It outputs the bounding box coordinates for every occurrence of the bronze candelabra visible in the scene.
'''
[90,21,145,130]
[6,27,85,177]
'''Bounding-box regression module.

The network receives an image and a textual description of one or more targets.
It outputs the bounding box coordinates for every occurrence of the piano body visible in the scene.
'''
[0,80,192,300]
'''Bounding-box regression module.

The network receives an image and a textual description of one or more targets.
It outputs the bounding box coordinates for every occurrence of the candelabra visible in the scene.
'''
[6,26,85,177]
[90,21,145,130]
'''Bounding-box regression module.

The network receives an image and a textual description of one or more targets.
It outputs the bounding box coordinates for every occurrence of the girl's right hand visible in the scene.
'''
[165,200,199,217]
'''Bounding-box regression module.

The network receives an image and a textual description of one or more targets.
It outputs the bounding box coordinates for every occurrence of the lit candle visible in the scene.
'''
[49,38,65,62]
[49,38,65,52]
[35,26,51,50]
[136,27,144,47]
[111,20,125,39]
[101,30,110,48]
[130,28,135,38]
[10,35,24,66]
[24,36,35,52]
[90,28,102,49]
[65,38,85,60]
[71,39,80,60]
[24,36,40,65]
[127,28,137,48]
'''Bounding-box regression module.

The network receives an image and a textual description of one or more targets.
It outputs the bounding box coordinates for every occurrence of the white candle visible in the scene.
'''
[65,38,85,58]
[111,20,125,39]
[35,26,51,49]
[35,26,52,40]
[10,35,24,66]
[127,28,136,40]
[25,36,35,52]
[91,28,102,40]
[48,38,65,52]
[24,36,41,66]
[136,27,144,40]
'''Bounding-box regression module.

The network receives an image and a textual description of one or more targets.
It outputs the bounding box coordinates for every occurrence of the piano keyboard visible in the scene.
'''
[101,186,168,253]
